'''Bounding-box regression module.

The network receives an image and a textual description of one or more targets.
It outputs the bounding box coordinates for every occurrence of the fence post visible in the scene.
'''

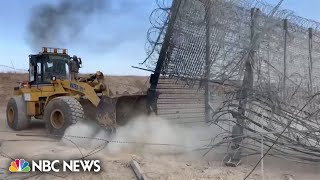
[283,19,288,96]
[205,0,212,122]
[308,27,313,95]
[224,7,260,167]
[147,0,182,114]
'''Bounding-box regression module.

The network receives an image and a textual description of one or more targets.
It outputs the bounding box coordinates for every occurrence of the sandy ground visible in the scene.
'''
[0,117,319,180]
[0,73,319,180]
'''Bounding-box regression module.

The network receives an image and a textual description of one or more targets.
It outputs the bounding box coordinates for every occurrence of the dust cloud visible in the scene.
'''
[61,116,217,155]
[106,115,209,154]
[61,120,110,149]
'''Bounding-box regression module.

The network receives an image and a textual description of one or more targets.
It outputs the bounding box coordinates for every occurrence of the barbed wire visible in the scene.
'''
[142,0,320,173]
[0,65,28,73]
[0,131,203,180]
[15,133,197,148]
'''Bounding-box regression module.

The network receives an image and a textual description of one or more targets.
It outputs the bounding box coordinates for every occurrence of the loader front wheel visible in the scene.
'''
[44,97,84,137]
[6,96,31,130]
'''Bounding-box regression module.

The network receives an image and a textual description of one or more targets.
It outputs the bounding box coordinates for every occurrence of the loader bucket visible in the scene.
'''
[96,95,148,129]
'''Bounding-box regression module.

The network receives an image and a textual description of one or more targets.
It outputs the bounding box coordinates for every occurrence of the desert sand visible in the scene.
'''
[0,73,318,180]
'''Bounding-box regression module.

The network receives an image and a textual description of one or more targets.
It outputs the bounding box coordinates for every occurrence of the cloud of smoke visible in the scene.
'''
[26,0,107,50]
[62,115,217,156]
[62,116,225,157]
[106,115,201,154]
[26,0,142,52]
[62,120,110,149]
[109,116,224,156]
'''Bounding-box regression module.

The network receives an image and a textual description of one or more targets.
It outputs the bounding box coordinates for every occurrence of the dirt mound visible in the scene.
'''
[0,73,28,108]
[0,73,148,108]
[106,76,149,95]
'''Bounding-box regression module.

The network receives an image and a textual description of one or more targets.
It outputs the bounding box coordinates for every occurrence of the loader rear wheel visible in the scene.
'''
[44,97,84,137]
[6,96,31,130]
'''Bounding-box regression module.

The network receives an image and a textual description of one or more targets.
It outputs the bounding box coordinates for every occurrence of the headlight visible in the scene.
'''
[51,76,57,81]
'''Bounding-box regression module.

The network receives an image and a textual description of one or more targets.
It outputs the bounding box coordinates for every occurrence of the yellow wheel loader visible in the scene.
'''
[6,47,148,136]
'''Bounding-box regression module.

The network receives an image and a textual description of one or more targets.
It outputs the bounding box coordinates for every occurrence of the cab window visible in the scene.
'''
[29,63,35,82]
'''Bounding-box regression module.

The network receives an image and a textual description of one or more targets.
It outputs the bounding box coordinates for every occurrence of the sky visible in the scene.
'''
[0,0,320,76]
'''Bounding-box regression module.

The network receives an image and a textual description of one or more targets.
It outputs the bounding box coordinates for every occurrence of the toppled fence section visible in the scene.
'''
[144,0,320,165]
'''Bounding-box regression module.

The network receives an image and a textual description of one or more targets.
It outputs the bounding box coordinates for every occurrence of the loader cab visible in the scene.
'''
[29,47,70,85]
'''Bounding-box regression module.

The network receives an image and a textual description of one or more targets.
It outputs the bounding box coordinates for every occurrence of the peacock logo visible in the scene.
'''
[9,159,31,172]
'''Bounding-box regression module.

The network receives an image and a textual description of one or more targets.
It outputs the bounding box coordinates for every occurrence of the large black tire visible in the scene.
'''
[44,96,84,137]
[6,96,31,130]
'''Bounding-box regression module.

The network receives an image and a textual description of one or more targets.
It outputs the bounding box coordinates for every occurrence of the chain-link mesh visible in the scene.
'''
[145,0,320,87]
[144,0,320,163]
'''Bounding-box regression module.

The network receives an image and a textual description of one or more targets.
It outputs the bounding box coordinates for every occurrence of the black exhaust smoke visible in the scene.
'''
[26,0,143,53]
[26,0,107,51]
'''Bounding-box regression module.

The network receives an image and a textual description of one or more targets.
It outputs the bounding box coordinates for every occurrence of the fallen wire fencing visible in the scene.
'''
[0,133,108,180]
[143,0,320,165]
[0,131,205,180]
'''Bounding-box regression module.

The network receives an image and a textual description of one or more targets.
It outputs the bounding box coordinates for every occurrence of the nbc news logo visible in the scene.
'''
[9,159,100,173]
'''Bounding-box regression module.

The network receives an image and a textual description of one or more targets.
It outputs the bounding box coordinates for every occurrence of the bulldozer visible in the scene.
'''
[6,47,148,136]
